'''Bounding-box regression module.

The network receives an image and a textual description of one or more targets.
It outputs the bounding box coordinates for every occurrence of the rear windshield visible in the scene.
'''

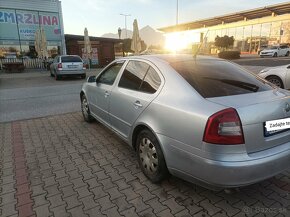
[170,60,274,98]
[61,56,82,63]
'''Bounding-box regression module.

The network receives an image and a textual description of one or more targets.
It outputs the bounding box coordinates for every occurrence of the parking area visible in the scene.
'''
[0,112,289,217]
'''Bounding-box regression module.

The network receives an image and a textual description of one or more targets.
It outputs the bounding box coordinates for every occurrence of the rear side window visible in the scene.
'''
[140,67,161,94]
[118,61,149,91]
[61,56,82,63]
[171,60,273,98]
[118,60,161,94]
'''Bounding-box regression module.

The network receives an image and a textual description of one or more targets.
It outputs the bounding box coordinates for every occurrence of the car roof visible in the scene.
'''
[60,55,81,57]
[118,54,223,64]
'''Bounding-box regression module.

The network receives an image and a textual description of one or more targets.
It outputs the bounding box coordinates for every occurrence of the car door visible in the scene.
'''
[109,60,163,139]
[86,61,125,126]
[279,46,286,56]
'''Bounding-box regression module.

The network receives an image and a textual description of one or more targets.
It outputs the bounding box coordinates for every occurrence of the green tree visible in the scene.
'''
[214,35,234,51]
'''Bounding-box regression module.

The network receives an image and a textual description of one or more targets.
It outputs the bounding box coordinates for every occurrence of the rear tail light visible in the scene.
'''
[203,108,244,145]
[57,63,62,69]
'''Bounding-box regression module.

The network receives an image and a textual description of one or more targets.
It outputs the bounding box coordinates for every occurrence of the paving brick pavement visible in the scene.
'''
[0,112,289,217]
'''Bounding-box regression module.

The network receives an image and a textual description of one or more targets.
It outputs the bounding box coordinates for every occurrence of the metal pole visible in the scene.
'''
[176,0,179,25]
[120,14,131,38]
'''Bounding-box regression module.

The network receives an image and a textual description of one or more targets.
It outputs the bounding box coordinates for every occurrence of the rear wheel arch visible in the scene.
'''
[132,124,149,151]
[132,124,164,154]
[133,125,170,183]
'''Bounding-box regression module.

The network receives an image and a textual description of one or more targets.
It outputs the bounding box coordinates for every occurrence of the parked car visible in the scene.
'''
[50,55,86,80]
[259,45,290,57]
[258,64,290,89]
[80,54,290,189]
[257,45,267,55]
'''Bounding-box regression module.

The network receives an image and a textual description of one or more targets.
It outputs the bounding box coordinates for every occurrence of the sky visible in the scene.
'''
[61,0,290,37]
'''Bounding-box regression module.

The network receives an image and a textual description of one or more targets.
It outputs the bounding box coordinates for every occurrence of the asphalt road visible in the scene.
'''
[0,56,289,123]
[0,69,100,122]
[233,55,290,66]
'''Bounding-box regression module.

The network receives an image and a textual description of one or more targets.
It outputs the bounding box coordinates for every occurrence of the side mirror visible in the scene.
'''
[87,75,96,83]
[287,65,290,69]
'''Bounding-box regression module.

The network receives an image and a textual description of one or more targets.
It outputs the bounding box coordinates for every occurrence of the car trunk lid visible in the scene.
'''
[62,62,83,71]
[207,89,290,153]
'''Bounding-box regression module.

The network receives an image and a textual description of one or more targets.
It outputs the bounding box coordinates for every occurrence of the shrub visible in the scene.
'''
[218,51,240,59]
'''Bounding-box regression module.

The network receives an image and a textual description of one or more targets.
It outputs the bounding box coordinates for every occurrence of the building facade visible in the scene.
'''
[159,3,290,54]
[65,34,122,67]
[0,0,66,58]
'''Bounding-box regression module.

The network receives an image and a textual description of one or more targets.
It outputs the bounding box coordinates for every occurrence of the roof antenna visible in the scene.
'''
[193,29,209,59]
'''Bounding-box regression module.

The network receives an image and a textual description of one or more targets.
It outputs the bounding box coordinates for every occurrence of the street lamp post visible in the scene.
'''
[176,0,179,25]
[118,27,122,39]
[120,13,131,38]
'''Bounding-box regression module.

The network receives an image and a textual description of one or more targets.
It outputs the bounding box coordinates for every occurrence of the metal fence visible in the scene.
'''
[0,58,53,70]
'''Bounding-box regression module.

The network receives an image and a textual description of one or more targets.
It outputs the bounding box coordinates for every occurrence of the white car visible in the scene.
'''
[259,45,290,57]
[258,64,290,89]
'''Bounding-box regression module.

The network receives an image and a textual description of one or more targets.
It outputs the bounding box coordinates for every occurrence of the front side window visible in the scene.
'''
[97,61,124,85]
[118,60,150,91]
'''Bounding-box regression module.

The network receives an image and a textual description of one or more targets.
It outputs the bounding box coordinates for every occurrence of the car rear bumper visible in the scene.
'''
[158,134,290,188]
[57,69,85,75]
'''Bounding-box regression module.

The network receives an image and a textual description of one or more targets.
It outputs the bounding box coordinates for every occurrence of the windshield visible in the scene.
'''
[170,59,274,98]
[61,56,82,63]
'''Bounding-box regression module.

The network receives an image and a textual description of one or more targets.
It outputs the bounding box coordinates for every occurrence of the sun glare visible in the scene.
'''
[165,31,201,52]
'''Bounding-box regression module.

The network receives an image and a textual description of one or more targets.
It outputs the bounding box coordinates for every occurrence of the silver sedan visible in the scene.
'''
[80,54,290,189]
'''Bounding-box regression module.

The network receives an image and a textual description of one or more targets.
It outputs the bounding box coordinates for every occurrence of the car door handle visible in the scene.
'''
[104,91,110,98]
[134,101,143,108]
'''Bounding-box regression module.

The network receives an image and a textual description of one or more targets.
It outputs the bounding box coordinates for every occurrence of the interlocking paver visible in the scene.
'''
[91,186,108,199]
[0,192,17,206]
[66,194,82,209]
[1,202,18,216]
[61,185,77,198]
[145,198,167,214]
[156,208,175,217]
[85,206,106,217]
[1,112,290,217]
[120,207,139,217]
[33,204,52,217]
[47,194,66,208]
[32,193,49,208]
[51,204,70,217]
[68,205,89,217]
[199,199,222,216]
[75,186,92,199]
[97,195,115,212]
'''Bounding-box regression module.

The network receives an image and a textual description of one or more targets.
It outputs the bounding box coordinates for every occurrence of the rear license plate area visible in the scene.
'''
[264,119,290,137]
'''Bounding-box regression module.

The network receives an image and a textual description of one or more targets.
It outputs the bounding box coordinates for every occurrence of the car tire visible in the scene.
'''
[81,95,94,122]
[266,76,284,89]
[286,51,289,57]
[136,129,169,183]
[273,52,278,57]
[81,74,86,79]
[54,72,60,80]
